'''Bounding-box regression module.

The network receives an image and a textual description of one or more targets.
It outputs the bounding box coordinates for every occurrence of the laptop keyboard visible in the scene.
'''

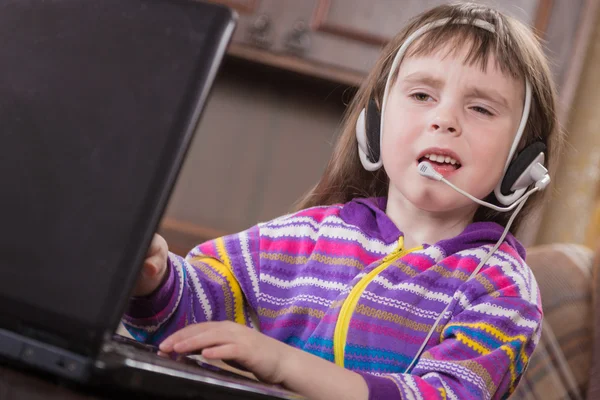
[103,334,252,380]
[96,334,304,400]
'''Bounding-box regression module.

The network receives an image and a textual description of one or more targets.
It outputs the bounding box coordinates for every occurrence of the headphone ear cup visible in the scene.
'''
[365,99,381,163]
[500,142,547,196]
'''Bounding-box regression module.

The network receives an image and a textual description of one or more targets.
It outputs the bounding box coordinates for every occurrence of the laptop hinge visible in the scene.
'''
[0,327,91,381]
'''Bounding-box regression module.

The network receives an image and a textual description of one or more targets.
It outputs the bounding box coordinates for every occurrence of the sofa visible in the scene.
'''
[512,243,598,400]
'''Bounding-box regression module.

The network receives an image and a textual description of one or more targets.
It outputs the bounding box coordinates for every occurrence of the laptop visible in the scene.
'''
[0,0,302,398]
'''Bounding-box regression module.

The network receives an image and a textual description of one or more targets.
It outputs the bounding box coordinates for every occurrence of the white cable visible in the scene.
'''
[418,161,540,212]
[438,178,537,212]
[403,191,531,374]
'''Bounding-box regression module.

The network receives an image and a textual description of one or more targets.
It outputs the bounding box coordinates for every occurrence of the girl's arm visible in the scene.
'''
[279,340,369,400]
[121,225,261,345]
[159,292,541,400]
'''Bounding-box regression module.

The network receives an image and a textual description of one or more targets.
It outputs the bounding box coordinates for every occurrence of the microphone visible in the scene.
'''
[417,161,539,212]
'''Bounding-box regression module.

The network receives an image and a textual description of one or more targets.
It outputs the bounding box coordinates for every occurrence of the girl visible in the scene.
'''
[123,3,563,399]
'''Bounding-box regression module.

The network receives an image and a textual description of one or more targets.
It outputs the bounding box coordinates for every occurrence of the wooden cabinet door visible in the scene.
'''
[206,0,581,94]
[303,0,547,74]
[205,0,285,51]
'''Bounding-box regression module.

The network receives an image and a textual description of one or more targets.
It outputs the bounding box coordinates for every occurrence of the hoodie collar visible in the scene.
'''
[339,197,526,259]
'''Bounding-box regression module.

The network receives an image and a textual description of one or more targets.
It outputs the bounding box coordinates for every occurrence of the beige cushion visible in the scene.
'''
[511,244,593,400]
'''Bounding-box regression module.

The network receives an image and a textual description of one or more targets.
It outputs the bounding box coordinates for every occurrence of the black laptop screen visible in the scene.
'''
[0,0,232,342]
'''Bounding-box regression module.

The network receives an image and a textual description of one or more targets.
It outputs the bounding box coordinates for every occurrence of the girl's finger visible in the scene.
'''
[160,324,208,351]
[202,343,239,359]
[160,321,244,352]
[143,254,165,276]
[146,235,162,256]
[174,328,234,353]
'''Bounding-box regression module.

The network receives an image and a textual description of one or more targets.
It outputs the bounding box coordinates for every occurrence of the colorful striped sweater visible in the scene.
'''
[123,197,542,400]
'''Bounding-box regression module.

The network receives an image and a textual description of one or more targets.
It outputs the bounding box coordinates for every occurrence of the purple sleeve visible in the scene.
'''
[124,256,178,319]
[121,225,261,345]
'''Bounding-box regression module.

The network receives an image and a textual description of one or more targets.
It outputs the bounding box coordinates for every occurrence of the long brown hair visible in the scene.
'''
[295,3,564,234]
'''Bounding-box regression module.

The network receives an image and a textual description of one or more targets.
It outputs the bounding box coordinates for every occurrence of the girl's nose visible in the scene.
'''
[430,109,461,135]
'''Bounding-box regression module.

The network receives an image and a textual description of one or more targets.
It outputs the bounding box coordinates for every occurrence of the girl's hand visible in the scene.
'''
[158,321,289,384]
[132,233,169,297]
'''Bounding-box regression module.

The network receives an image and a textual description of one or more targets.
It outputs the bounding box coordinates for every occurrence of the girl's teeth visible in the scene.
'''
[424,153,459,165]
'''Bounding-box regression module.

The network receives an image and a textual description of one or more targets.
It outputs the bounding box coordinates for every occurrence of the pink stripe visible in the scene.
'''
[294,205,343,222]
[260,237,382,262]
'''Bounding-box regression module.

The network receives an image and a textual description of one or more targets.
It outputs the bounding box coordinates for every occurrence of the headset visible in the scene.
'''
[355,18,550,206]
[353,18,550,373]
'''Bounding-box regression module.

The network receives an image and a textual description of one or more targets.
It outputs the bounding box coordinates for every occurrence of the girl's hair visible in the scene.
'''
[295,2,564,234]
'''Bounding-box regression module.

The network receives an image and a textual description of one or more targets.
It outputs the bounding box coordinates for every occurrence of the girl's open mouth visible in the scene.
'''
[417,153,461,177]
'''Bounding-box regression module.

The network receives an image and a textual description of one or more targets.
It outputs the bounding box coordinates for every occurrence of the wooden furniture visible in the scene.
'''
[207,0,584,93]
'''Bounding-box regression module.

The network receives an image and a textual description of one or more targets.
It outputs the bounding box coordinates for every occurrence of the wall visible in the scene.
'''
[161,58,348,248]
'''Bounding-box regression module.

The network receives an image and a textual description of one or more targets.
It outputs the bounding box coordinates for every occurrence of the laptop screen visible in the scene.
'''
[0,0,234,350]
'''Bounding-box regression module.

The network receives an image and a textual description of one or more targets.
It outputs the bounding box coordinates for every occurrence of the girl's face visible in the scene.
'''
[382,43,524,215]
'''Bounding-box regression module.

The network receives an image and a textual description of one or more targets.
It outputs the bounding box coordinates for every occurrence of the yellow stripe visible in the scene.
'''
[333,237,422,367]
[502,346,518,392]
[455,332,491,355]
[203,257,245,325]
[445,322,529,364]
[333,262,390,366]
[215,238,247,325]
[438,387,447,400]
[191,258,234,321]
[453,325,524,390]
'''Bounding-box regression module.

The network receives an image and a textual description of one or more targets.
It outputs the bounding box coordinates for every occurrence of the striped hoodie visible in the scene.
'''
[123,197,542,400]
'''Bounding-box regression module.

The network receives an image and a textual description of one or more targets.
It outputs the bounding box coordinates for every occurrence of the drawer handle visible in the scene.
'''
[247,14,273,49]
[284,20,311,55]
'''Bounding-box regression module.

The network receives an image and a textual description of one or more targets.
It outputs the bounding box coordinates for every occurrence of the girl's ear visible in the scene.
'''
[497,141,547,196]
[356,99,383,171]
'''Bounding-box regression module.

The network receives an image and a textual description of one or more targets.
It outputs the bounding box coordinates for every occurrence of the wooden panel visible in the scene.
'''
[310,0,545,46]
[227,43,364,86]
[204,0,259,14]
[223,0,555,87]
[311,0,391,46]
[294,0,546,76]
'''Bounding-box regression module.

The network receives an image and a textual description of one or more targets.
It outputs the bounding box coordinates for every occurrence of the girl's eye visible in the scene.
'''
[411,92,432,102]
[471,106,493,116]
